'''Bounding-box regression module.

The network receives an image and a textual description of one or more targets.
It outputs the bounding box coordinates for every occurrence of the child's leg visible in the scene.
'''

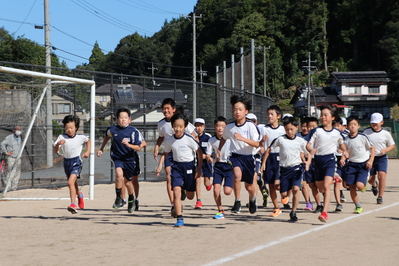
[322,177,333,213]
[132,175,139,198]
[377,171,386,197]
[195,177,201,200]
[232,167,242,201]
[124,178,134,195]
[368,174,377,187]
[291,186,300,211]
[173,186,182,216]
[309,182,321,205]
[68,174,78,203]
[213,183,222,210]
[245,173,258,200]
[301,181,311,203]
[204,176,212,189]
[115,167,124,192]
[224,186,233,196]
[334,183,341,204]
[165,166,174,204]
[269,184,279,208]
[349,184,358,203]
[356,181,366,191]
[186,191,195,200]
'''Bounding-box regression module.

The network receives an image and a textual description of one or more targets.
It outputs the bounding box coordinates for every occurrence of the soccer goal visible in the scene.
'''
[0,66,96,200]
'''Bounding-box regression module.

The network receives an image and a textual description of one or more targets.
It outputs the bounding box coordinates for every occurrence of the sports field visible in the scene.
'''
[1,160,398,265]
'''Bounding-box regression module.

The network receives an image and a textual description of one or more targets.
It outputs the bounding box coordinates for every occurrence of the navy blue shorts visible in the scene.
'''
[229,153,256,184]
[201,161,213,177]
[171,161,196,192]
[164,152,174,168]
[336,156,347,181]
[113,158,136,181]
[345,161,369,185]
[213,162,234,188]
[64,156,82,179]
[303,162,315,183]
[133,153,140,176]
[370,155,388,175]
[280,165,303,193]
[263,153,280,184]
[314,154,336,182]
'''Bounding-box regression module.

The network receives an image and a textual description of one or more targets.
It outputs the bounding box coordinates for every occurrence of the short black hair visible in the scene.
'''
[320,105,339,123]
[300,116,309,125]
[230,94,252,111]
[214,116,227,124]
[171,113,188,127]
[62,115,80,130]
[347,115,360,125]
[307,117,319,124]
[175,105,184,115]
[267,105,281,115]
[116,108,131,118]
[283,116,299,127]
[162,98,176,108]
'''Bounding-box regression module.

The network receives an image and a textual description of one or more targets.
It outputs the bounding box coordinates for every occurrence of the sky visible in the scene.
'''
[1,0,198,68]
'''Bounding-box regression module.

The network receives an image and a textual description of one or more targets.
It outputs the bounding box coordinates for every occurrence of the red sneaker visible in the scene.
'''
[318,211,328,223]
[206,185,212,191]
[78,192,85,209]
[194,200,203,209]
[67,203,78,214]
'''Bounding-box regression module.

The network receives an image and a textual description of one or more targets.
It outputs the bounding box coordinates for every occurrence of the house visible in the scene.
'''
[290,71,390,119]
[52,94,88,123]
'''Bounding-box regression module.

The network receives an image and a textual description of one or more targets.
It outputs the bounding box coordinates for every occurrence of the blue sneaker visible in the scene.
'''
[174,218,184,227]
[213,212,225,219]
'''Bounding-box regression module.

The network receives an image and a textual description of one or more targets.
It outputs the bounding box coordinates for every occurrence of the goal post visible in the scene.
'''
[0,66,96,200]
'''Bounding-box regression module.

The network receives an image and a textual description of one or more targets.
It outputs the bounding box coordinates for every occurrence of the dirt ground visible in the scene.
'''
[1,160,399,266]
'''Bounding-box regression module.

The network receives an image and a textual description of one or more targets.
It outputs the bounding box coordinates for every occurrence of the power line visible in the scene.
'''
[119,0,180,15]
[13,0,38,34]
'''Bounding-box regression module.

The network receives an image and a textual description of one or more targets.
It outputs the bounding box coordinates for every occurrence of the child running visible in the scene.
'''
[218,94,261,214]
[340,115,375,214]
[206,116,233,219]
[306,105,347,223]
[159,113,203,227]
[363,113,396,204]
[97,108,146,213]
[193,118,213,209]
[54,115,91,214]
[262,116,311,221]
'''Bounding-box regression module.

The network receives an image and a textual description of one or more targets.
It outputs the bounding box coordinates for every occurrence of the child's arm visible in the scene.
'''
[261,147,271,172]
[303,152,312,171]
[82,139,91,158]
[217,137,227,162]
[155,152,167,176]
[97,136,110,157]
[233,132,260,148]
[121,139,142,151]
[366,145,375,170]
[53,139,66,154]
[153,136,164,161]
[195,147,203,179]
[380,144,396,155]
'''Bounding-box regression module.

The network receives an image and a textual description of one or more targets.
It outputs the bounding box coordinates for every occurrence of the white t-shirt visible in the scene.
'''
[308,127,344,155]
[270,135,308,167]
[260,124,286,153]
[363,127,395,156]
[222,120,261,155]
[54,134,89,159]
[164,133,199,162]
[158,118,196,139]
[343,133,372,163]
[208,136,231,163]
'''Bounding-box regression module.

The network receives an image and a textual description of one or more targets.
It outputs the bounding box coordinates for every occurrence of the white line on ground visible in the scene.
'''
[203,201,399,266]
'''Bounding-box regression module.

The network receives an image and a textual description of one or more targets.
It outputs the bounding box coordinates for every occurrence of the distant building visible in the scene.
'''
[290,71,390,119]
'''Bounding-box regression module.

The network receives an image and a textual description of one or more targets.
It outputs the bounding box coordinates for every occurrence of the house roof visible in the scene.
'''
[329,71,390,83]
[96,84,144,95]
[290,86,342,107]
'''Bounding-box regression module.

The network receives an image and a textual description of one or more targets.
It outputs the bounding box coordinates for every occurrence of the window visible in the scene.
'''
[100,96,107,102]
[58,103,71,114]
[349,86,361,94]
[368,86,380,94]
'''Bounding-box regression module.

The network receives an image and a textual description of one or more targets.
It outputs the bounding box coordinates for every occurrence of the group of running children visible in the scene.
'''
[54,95,395,228]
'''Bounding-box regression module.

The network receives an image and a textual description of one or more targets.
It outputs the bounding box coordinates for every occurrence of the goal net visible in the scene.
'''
[0,66,96,201]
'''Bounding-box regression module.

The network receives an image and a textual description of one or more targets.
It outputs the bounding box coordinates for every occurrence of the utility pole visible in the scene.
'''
[148,62,158,89]
[44,0,52,167]
[255,46,271,97]
[192,12,202,119]
[119,73,128,85]
[197,64,207,88]
[302,52,316,116]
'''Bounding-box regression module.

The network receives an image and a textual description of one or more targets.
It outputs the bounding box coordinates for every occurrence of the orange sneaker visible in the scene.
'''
[281,196,289,205]
[206,185,213,191]
[78,192,85,209]
[269,208,282,217]
[194,200,203,209]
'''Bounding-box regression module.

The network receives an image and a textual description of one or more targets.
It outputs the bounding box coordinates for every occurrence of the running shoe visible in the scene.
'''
[354,206,363,214]
[128,200,135,213]
[360,184,367,193]
[270,208,282,217]
[371,181,378,196]
[333,173,342,183]
[195,200,203,209]
[335,203,343,212]
[181,189,187,201]
[281,196,289,205]
[231,200,241,213]
[314,204,323,213]
[283,203,291,209]
[171,206,177,218]
[305,202,313,211]
[262,187,269,207]
[78,192,84,209]
[174,218,184,227]
[377,196,383,204]
[213,211,225,219]
[206,185,212,191]
[249,198,257,214]
[289,211,298,222]
[67,203,78,214]
[318,211,328,223]
[134,199,139,211]
[113,197,124,209]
